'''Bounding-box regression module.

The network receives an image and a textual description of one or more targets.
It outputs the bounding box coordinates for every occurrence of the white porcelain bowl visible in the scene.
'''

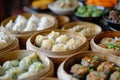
[48,2,77,15]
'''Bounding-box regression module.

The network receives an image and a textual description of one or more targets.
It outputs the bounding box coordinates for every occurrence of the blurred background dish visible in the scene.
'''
[48,0,79,15]
[103,10,120,30]
[75,5,105,23]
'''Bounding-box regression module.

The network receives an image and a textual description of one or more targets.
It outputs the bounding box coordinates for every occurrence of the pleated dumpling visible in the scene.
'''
[0,66,5,76]
[5,20,14,30]
[18,72,33,80]
[12,15,27,31]
[1,67,23,79]
[28,62,46,74]
[19,53,38,70]
[35,35,47,47]
[24,14,39,31]
[51,43,67,52]
[47,31,60,40]
[15,15,27,23]
[41,39,55,50]
[37,17,52,30]
[2,60,19,70]
[66,38,78,50]
[56,34,69,44]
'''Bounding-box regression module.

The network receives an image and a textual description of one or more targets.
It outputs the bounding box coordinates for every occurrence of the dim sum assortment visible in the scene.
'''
[5,14,55,31]
[70,56,120,80]
[0,53,47,80]
[35,31,82,52]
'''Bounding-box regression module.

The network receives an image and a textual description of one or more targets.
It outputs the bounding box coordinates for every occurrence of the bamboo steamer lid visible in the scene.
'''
[57,51,120,80]
[0,50,54,79]
[26,29,89,66]
[62,21,102,40]
[90,31,120,56]
[1,13,58,49]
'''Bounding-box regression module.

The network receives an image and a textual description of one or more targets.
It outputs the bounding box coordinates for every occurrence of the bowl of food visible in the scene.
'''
[62,21,102,40]
[103,10,120,30]
[90,31,120,56]
[48,0,79,15]
[26,29,89,66]
[58,51,120,80]
[0,50,54,80]
[75,5,105,23]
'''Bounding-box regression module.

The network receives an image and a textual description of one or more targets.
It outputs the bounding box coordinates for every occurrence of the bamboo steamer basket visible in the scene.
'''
[62,21,102,40]
[1,13,58,49]
[26,29,89,66]
[56,15,70,29]
[90,31,120,56]
[0,31,20,54]
[0,50,54,80]
[57,51,120,80]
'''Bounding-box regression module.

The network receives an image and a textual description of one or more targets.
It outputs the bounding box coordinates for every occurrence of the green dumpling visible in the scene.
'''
[0,66,5,76]
[19,53,39,71]
[2,60,19,70]
[28,62,46,74]
[6,67,23,79]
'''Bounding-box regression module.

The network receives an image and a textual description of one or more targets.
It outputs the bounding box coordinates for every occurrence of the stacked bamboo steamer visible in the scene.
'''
[26,29,89,66]
[1,13,58,49]
[57,51,120,80]
[0,31,20,54]
[0,50,54,79]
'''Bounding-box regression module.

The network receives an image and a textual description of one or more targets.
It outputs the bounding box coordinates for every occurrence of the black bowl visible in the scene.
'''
[103,13,120,30]
[75,13,103,23]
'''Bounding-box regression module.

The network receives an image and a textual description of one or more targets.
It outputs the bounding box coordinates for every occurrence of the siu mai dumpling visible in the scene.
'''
[66,38,77,50]
[47,31,60,40]
[41,39,55,50]
[35,35,47,47]
[56,34,69,44]
[51,43,67,52]
[5,20,14,30]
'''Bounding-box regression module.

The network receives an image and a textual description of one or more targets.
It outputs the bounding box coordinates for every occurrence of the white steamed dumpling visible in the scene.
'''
[35,35,47,47]
[47,31,60,40]
[56,34,69,44]
[5,20,14,30]
[51,43,67,52]
[41,39,55,50]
